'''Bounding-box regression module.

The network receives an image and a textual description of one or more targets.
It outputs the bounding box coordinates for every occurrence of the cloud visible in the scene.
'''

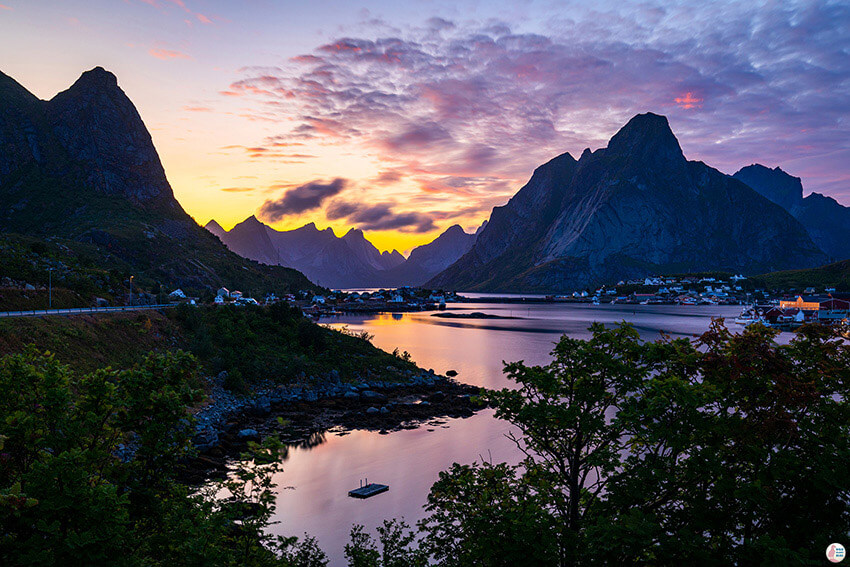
[224,2,850,204]
[326,200,437,233]
[258,178,347,221]
[149,48,191,60]
[183,105,212,112]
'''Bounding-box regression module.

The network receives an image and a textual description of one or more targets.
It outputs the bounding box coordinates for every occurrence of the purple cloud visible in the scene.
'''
[258,178,347,221]
[225,2,850,205]
[326,200,437,233]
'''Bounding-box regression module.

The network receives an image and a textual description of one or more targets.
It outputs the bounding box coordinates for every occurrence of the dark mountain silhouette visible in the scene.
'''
[733,164,850,261]
[208,217,479,288]
[0,67,316,294]
[379,224,478,286]
[428,113,827,292]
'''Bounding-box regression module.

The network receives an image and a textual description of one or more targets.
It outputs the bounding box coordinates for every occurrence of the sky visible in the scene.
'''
[1,0,849,254]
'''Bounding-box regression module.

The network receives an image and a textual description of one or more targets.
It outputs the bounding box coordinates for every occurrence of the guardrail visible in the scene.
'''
[0,304,178,319]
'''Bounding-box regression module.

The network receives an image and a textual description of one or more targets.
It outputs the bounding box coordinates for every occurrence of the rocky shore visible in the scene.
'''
[181,369,486,483]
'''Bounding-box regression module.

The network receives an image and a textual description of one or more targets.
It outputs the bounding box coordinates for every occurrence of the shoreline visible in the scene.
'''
[181,370,486,483]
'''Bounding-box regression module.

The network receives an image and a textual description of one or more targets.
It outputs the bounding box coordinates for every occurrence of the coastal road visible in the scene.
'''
[0,304,177,319]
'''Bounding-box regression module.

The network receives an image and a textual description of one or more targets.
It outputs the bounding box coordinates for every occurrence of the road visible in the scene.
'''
[0,304,177,319]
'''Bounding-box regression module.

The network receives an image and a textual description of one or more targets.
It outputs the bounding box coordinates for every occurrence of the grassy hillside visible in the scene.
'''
[0,304,415,388]
[0,231,320,311]
[756,259,850,292]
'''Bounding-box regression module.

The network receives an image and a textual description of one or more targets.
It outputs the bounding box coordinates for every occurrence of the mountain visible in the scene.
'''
[379,224,478,286]
[342,228,405,271]
[428,113,827,292]
[211,217,404,288]
[204,219,226,239]
[209,217,479,288]
[0,67,316,295]
[733,164,850,261]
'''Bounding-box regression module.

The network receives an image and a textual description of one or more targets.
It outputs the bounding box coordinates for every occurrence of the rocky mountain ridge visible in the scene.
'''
[427,113,828,292]
[207,217,479,288]
[733,164,850,261]
[0,67,316,295]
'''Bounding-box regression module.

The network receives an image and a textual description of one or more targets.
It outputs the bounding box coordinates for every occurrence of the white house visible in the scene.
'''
[217,287,230,298]
[214,295,225,305]
[312,295,326,305]
[231,290,244,299]
[169,288,186,299]
[389,294,405,303]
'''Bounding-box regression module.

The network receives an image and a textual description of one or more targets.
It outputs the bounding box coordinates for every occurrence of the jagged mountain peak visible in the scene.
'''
[0,69,40,104]
[428,113,827,292]
[733,164,804,210]
[442,224,466,236]
[606,112,684,163]
[342,227,366,240]
[204,219,226,238]
[234,215,267,230]
[68,66,120,91]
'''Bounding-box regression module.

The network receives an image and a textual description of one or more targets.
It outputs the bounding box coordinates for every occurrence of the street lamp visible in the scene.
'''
[129,275,134,305]
[48,267,53,309]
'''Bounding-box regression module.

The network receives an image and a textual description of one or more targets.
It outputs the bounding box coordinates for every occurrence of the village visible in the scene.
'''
[153,273,850,333]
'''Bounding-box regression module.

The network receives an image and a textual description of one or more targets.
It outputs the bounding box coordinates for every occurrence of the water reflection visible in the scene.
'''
[270,302,762,565]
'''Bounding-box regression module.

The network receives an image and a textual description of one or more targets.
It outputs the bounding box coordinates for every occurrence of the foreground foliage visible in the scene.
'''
[0,349,323,566]
[345,321,850,566]
[2,321,847,566]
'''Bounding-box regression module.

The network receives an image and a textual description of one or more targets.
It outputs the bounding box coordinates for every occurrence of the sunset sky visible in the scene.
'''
[2,0,848,253]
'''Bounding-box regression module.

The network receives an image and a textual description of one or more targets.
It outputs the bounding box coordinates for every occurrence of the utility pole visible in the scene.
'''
[129,275,134,305]
[48,267,53,309]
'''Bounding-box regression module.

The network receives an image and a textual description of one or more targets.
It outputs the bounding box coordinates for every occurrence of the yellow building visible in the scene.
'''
[779,296,821,310]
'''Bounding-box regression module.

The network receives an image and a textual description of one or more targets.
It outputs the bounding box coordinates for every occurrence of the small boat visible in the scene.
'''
[734,306,765,326]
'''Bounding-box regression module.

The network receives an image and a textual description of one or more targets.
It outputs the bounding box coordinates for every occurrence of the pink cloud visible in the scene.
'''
[149,48,191,60]
[0,4,12,10]
[226,4,850,205]
[197,13,211,24]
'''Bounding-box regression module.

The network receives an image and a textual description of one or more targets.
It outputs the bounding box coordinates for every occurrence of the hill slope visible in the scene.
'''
[733,164,850,261]
[757,259,850,292]
[0,67,316,297]
[428,113,827,292]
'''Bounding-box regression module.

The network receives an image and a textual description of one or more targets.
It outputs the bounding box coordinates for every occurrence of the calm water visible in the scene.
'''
[269,302,748,565]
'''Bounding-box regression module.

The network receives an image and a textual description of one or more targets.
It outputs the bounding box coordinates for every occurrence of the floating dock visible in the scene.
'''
[348,482,389,499]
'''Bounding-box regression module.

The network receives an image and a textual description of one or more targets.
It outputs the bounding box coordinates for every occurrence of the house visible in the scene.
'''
[312,295,326,305]
[817,298,850,321]
[169,288,186,299]
[216,287,230,298]
[231,290,243,299]
[388,294,405,303]
[214,295,225,305]
[778,296,822,311]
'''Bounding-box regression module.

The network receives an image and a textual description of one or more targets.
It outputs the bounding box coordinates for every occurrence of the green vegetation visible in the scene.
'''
[171,303,417,388]
[2,319,847,565]
[0,304,416,387]
[0,349,325,566]
[757,258,850,292]
[0,231,319,311]
[342,321,850,565]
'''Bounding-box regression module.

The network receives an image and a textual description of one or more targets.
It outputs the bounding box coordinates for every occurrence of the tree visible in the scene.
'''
[418,321,850,565]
